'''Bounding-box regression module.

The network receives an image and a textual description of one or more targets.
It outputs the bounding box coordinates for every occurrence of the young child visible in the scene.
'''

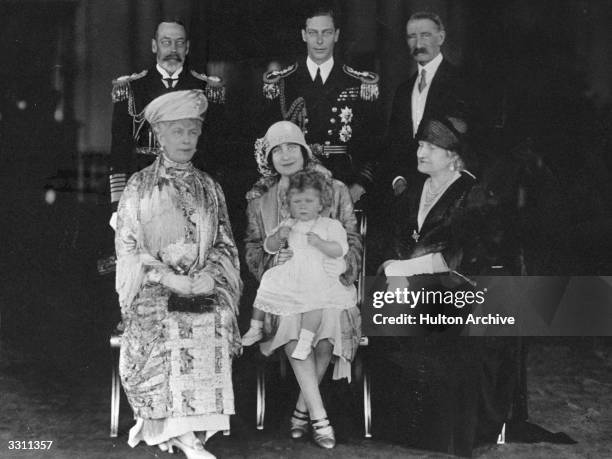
[242,169,356,360]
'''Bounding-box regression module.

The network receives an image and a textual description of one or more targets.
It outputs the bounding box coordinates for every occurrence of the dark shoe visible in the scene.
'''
[290,408,310,439]
[311,417,335,449]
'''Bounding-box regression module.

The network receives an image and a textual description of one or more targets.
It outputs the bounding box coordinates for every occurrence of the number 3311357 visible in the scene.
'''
[8,440,53,450]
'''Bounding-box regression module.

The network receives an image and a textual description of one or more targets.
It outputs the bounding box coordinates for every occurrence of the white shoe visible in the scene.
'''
[168,437,216,459]
[291,339,313,360]
[242,327,263,346]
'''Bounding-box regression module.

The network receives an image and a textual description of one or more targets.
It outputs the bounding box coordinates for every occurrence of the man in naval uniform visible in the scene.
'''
[108,19,225,226]
[261,3,381,203]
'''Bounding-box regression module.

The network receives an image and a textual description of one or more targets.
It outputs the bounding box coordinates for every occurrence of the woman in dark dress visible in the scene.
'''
[373,116,519,457]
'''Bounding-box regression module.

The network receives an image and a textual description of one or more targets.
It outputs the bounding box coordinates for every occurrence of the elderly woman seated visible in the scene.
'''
[373,115,518,457]
[115,90,241,459]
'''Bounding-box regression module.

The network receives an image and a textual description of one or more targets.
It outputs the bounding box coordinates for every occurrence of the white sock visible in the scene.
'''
[298,329,315,345]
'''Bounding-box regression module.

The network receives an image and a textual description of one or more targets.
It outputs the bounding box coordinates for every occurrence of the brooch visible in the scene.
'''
[411,230,420,242]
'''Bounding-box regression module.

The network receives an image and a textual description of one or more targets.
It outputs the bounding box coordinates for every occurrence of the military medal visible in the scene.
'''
[412,229,420,242]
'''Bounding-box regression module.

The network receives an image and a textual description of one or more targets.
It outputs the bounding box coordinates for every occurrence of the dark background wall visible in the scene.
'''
[2,0,612,151]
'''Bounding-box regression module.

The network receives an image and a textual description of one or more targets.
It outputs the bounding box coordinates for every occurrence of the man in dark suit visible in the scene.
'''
[108,19,225,227]
[385,12,468,196]
[261,3,381,203]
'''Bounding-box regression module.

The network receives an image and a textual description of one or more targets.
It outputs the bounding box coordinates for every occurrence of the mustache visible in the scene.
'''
[412,47,427,55]
[163,54,183,62]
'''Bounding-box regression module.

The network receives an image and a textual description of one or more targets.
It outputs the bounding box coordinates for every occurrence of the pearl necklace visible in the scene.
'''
[414,172,459,243]
[423,175,455,206]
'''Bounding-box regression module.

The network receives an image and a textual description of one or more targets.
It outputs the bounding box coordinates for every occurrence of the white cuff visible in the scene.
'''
[263,236,280,255]
[384,254,435,277]
[263,219,294,254]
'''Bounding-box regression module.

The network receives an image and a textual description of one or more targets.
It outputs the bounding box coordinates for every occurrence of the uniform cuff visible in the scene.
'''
[109,173,127,204]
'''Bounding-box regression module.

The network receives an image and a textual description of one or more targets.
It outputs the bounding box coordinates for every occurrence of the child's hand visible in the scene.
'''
[277,248,293,265]
[306,232,323,247]
[277,226,291,241]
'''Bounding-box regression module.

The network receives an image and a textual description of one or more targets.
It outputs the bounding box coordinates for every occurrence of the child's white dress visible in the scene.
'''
[254,216,356,315]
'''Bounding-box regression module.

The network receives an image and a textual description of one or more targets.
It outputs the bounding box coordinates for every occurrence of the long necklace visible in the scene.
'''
[414,173,458,242]
[423,174,455,207]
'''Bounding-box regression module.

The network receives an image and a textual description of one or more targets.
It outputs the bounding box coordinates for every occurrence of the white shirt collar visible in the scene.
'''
[416,52,443,84]
[306,56,334,84]
[156,64,183,80]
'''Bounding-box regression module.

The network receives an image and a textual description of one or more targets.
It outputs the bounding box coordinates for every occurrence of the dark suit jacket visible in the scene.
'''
[383,59,469,188]
[261,58,381,189]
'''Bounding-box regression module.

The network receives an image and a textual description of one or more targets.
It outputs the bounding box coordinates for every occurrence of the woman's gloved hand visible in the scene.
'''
[191,273,215,295]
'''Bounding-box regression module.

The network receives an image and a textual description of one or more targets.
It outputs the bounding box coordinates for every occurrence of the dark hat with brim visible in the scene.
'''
[418,116,479,171]
[418,116,467,152]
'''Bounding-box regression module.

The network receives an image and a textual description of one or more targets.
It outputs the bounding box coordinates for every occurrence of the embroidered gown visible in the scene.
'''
[115,154,241,446]
[254,217,356,315]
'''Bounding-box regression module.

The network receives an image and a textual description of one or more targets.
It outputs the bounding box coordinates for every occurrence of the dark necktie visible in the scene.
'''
[418,68,427,93]
[314,67,323,88]
[163,78,176,89]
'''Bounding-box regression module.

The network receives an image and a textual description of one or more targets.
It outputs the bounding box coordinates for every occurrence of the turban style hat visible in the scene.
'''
[144,89,208,125]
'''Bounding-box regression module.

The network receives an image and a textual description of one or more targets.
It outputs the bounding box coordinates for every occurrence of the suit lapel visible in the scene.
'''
[303,60,343,113]
[423,59,450,120]
[406,72,418,135]
[283,60,311,111]
[174,70,191,90]
[148,67,169,98]
[323,62,345,99]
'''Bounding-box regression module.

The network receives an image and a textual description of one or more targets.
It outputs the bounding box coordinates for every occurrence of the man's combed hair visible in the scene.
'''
[302,1,341,29]
[408,11,445,31]
[153,17,189,39]
[286,169,334,211]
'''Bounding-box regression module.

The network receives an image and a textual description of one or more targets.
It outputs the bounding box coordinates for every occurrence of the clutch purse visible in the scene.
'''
[167,293,216,313]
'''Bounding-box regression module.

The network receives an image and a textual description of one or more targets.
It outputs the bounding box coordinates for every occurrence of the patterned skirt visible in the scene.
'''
[119,284,240,421]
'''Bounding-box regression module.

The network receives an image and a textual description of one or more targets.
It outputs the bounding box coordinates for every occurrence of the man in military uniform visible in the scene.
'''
[109,19,225,226]
[261,4,381,203]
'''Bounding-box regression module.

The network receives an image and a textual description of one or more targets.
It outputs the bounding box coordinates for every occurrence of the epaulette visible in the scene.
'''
[111,70,147,103]
[190,70,226,104]
[342,65,379,101]
[262,62,298,100]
